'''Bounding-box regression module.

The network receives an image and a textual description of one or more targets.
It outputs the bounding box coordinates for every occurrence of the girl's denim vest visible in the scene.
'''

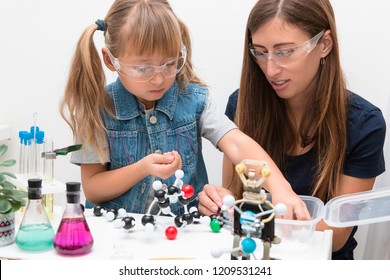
[91,79,209,214]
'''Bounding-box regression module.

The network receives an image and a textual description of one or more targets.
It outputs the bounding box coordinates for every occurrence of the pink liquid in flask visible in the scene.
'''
[54,182,94,256]
[54,217,94,255]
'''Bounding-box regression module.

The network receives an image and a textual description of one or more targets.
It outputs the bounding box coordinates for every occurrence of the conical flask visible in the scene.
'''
[54,182,94,255]
[15,178,55,251]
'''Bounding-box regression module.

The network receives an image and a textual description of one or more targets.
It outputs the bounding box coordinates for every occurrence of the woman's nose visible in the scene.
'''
[264,59,282,77]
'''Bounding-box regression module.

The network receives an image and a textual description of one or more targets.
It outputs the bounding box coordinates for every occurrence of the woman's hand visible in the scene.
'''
[271,189,311,220]
[198,183,311,220]
[197,184,234,216]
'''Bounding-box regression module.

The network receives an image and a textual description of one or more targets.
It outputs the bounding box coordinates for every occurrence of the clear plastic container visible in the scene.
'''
[275,196,324,242]
[324,187,390,227]
[275,188,390,243]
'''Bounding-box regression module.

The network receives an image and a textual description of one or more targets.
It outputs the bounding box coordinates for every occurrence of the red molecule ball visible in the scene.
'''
[165,226,178,240]
[182,184,194,198]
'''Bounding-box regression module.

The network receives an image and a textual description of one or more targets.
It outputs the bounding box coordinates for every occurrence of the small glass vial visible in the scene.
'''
[18,131,28,176]
[42,136,54,219]
[18,132,33,179]
[43,136,54,184]
[25,132,34,178]
[54,182,94,255]
[33,129,45,178]
[15,179,55,252]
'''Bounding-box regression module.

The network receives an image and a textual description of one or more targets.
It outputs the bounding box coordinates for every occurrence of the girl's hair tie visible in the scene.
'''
[95,19,107,31]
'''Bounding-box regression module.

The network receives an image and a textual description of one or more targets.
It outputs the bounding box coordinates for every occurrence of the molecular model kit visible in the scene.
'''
[93,170,210,240]
[209,159,286,260]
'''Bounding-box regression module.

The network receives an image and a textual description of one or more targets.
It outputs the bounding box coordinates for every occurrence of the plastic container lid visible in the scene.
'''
[323,187,390,227]
[274,188,390,244]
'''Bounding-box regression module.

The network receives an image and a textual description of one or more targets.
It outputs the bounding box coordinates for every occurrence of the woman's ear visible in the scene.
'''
[320,30,333,58]
[102,48,117,71]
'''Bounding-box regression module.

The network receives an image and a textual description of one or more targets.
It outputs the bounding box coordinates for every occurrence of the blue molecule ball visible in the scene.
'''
[241,237,256,254]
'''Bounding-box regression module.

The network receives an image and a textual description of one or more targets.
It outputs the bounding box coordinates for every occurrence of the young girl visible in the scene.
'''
[60,0,309,218]
[198,0,386,259]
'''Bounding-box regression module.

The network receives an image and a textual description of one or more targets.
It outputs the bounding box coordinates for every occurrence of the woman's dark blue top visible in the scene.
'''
[225,89,386,260]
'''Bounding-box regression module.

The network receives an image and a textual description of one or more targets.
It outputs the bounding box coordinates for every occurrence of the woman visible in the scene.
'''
[198,0,386,260]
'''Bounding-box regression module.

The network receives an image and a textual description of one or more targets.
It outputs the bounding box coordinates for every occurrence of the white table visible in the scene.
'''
[2,209,332,260]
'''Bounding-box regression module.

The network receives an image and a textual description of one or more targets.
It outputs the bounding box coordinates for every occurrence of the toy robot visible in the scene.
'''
[210,159,286,260]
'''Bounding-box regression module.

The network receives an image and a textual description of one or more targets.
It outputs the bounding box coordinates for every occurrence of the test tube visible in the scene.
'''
[25,132,33,178]
[43,136,54,183]
[31,113,39,177]
[18,131,27,176]
[34,130,44,178]
[43,136,54,219]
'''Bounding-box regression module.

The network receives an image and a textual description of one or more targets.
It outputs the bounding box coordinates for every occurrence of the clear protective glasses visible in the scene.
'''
[249,30,324,67]
[106,45,187,82]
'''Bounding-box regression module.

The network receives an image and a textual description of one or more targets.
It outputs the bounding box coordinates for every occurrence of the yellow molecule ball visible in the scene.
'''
[261,167,271,177]
[235,164,245,174]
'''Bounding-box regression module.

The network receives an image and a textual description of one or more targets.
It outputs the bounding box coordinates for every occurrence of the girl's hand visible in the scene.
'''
[144,150,182,179]
[197,184,233,216]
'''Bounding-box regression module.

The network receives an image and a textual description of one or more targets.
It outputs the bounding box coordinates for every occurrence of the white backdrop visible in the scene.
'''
[1,0,389,259]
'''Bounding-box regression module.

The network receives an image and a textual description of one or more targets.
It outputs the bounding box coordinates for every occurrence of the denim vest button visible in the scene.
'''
[149,116,157,124]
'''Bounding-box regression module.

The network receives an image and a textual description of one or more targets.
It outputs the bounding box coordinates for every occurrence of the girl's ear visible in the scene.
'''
[320,30,333,58]
[102,48,117,71]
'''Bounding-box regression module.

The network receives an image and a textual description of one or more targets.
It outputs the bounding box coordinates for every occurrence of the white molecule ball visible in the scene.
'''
[105,211,116,222]
[223,195,236,208]
[211,247,223,258]
[275,203,287,215]
[200,215,211,224]
[152,180,163,191]
[144,222,155,232]
[118,208,127,217]
[175,169,184,179]
[161,206,171,215]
